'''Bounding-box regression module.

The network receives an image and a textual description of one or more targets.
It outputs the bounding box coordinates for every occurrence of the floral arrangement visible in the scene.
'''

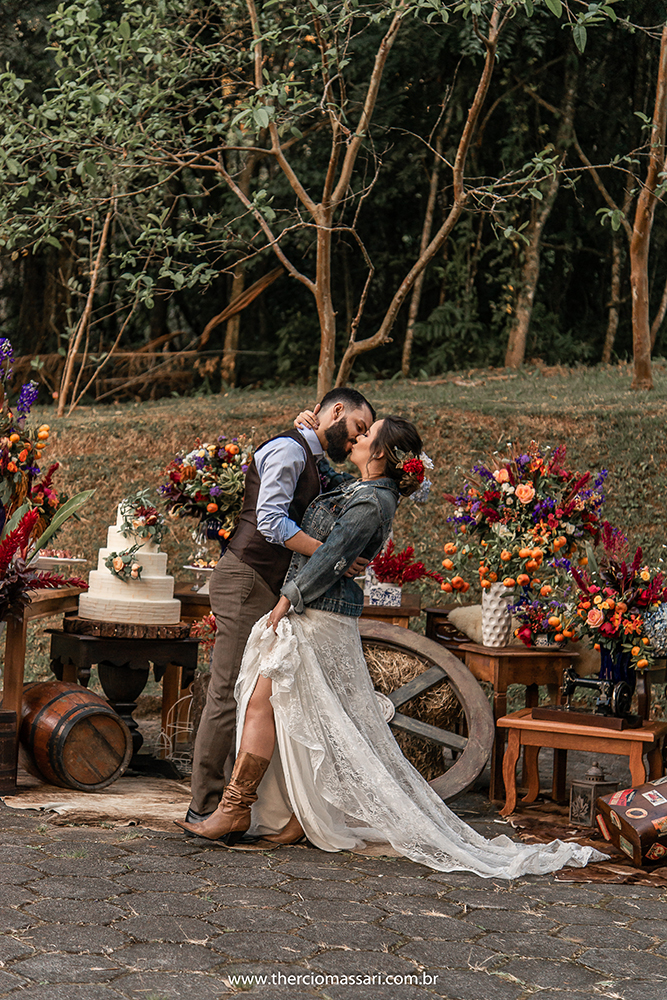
[511,594,580,647]
[159,434,254,539]
[440,442,606,597]
[190,611,217,652]
[397,450,433,504]
[29,463,68,540]
[0,338,53,526]
[119,489,165,547]
[369,540,444,588]
[568,523,667,672]
[0,508,87,621]
[105,545,143,582]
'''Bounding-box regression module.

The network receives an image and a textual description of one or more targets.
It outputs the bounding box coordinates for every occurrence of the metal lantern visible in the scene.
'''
[569,761,618,828]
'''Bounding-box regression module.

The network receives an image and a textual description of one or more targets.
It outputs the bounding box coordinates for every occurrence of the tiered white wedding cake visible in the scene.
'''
[79,505,181,625]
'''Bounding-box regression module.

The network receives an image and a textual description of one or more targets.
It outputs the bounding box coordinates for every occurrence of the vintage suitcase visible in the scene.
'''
[596,776,667,867]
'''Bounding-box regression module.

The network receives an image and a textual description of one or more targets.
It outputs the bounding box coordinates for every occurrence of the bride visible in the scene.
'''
[177,416,605,879]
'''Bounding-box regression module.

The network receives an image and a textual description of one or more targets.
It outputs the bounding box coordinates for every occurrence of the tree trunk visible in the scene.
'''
[602,233,624,364]
[336,3,508,386]
[221,264,244,385]
[630,24,667,391]
[505,56,578,369]
[315,211,336,399]
[401,128,446,377]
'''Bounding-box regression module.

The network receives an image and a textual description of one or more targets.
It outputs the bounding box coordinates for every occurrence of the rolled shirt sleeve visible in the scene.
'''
[255,437,309,544]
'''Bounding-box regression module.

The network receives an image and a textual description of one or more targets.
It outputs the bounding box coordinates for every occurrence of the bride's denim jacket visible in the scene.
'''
[281,477,399,617]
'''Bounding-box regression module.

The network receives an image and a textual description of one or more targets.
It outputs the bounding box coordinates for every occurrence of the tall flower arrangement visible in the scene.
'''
[0,338,94,620]
[440,442,606,599]
[159,434,254,541]
[568,523,667,674]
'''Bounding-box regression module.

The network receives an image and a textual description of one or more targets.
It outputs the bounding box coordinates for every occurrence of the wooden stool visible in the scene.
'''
[497,707,667,817]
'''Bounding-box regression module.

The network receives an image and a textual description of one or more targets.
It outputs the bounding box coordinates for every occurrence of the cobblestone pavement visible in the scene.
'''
[2,783,667,1000]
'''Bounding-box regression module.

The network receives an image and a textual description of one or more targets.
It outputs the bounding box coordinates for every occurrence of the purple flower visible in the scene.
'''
[16,381,39,416]
[0,339,13,362]
[241,464,248,473]
[192,455,206,470]
[209,486,222,497]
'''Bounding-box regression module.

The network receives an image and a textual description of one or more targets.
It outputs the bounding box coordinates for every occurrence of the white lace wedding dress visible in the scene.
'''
[235,609,606,879]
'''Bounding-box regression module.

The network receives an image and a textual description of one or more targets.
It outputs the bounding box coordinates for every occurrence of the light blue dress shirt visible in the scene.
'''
[255,427,324,545]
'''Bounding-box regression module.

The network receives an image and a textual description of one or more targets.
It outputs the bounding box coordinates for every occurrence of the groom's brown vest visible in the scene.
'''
[227,429,321,594]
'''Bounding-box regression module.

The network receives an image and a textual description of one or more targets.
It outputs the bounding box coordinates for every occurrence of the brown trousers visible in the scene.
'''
[189,549,276,815]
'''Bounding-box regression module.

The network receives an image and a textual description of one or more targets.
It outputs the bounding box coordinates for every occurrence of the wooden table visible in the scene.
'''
[1,587,83,734]
[48,629,199,758]
[498,707,667,817]
[176,583,421,630]
[445,641,578,803]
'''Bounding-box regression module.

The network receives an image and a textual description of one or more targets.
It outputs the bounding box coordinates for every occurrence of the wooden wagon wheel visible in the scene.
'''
[359,620,494,802]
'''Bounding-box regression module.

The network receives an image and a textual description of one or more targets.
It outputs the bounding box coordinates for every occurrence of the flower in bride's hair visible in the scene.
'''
[402,458,425,483]
[419,451,434,470]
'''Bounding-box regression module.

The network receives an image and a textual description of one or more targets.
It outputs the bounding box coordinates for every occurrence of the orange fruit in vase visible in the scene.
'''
[518,548,532,559]
[525,559,538,571]
[500,550,512,562]
[516,573,530,586]
[451,576,465,590]
[539,585,552,596]
[442,559,454,570]
[488,572,498,582]
[480,579,491,589]
[206,503,219,513]
[444,542,457,554]
[441,582,453,593]
[548,616,562,628]
[8,433,19,443]
[554,633,565,642]
[636,659,649,669]
[461,582,470,593]
[562,629,574,638]
[502,578,516,587]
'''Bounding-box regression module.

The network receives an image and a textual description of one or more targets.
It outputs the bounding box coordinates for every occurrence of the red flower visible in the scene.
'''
[402,458,425,484]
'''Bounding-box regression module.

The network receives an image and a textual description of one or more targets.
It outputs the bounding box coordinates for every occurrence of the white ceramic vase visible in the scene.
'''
[481,581,513,648]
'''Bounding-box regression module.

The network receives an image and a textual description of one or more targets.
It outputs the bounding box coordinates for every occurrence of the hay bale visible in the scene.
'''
[363,643,463,782]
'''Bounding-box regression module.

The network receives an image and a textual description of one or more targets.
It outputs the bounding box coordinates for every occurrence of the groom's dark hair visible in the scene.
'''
[319,387,376,421]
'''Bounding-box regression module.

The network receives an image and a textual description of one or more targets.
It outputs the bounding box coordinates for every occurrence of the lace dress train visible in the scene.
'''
[235,609,606,879]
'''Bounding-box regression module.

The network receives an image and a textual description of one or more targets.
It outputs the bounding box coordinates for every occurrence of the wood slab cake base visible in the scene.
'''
[64,617,192,640]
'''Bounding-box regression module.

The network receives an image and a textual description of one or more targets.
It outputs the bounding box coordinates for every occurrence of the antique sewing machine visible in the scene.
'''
[560,664,634,719]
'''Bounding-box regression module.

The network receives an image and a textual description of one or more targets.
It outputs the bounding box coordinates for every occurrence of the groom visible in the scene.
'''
[186,387,376,825]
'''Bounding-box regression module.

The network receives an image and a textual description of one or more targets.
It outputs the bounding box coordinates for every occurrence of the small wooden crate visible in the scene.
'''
[0,711,17,794]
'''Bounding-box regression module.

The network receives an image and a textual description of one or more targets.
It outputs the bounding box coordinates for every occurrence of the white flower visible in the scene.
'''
[565,523,575,535]
[501,482,515,494]
[419,451,434,470]
[411,478,432,504]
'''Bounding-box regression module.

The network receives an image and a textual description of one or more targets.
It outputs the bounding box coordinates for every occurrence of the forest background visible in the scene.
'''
[0,0,666,412]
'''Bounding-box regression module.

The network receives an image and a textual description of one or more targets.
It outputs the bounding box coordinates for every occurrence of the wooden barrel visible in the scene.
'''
[0,711,17,794]
[20,681,133,791]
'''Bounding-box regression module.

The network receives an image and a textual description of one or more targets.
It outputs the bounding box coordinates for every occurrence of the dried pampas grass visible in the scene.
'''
[363,642,462,781]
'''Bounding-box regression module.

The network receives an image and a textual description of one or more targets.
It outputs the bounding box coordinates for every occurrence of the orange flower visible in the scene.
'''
[492,468,510,483]
[515,483,536,504]
[18,449,27,462]
[6,462,16,473]
[586,608,604,627]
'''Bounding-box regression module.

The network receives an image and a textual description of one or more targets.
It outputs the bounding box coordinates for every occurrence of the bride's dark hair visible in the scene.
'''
[369,416,423,497]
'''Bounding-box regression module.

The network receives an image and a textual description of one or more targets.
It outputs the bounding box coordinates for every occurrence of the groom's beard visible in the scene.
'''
[324,419,350,464]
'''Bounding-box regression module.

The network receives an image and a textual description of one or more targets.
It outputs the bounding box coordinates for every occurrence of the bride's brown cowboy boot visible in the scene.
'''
[175,751,270,844]
[262,814,305,845]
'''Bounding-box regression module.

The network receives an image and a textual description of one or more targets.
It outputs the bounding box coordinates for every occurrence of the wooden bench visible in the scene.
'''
[497,707,667,817]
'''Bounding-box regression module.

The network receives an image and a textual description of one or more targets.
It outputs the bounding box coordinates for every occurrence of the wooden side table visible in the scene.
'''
[1,587,83,734]
[176,583,422,630]
[498,707,667,817]
[446,642,579,803]
[48,630,199,758]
